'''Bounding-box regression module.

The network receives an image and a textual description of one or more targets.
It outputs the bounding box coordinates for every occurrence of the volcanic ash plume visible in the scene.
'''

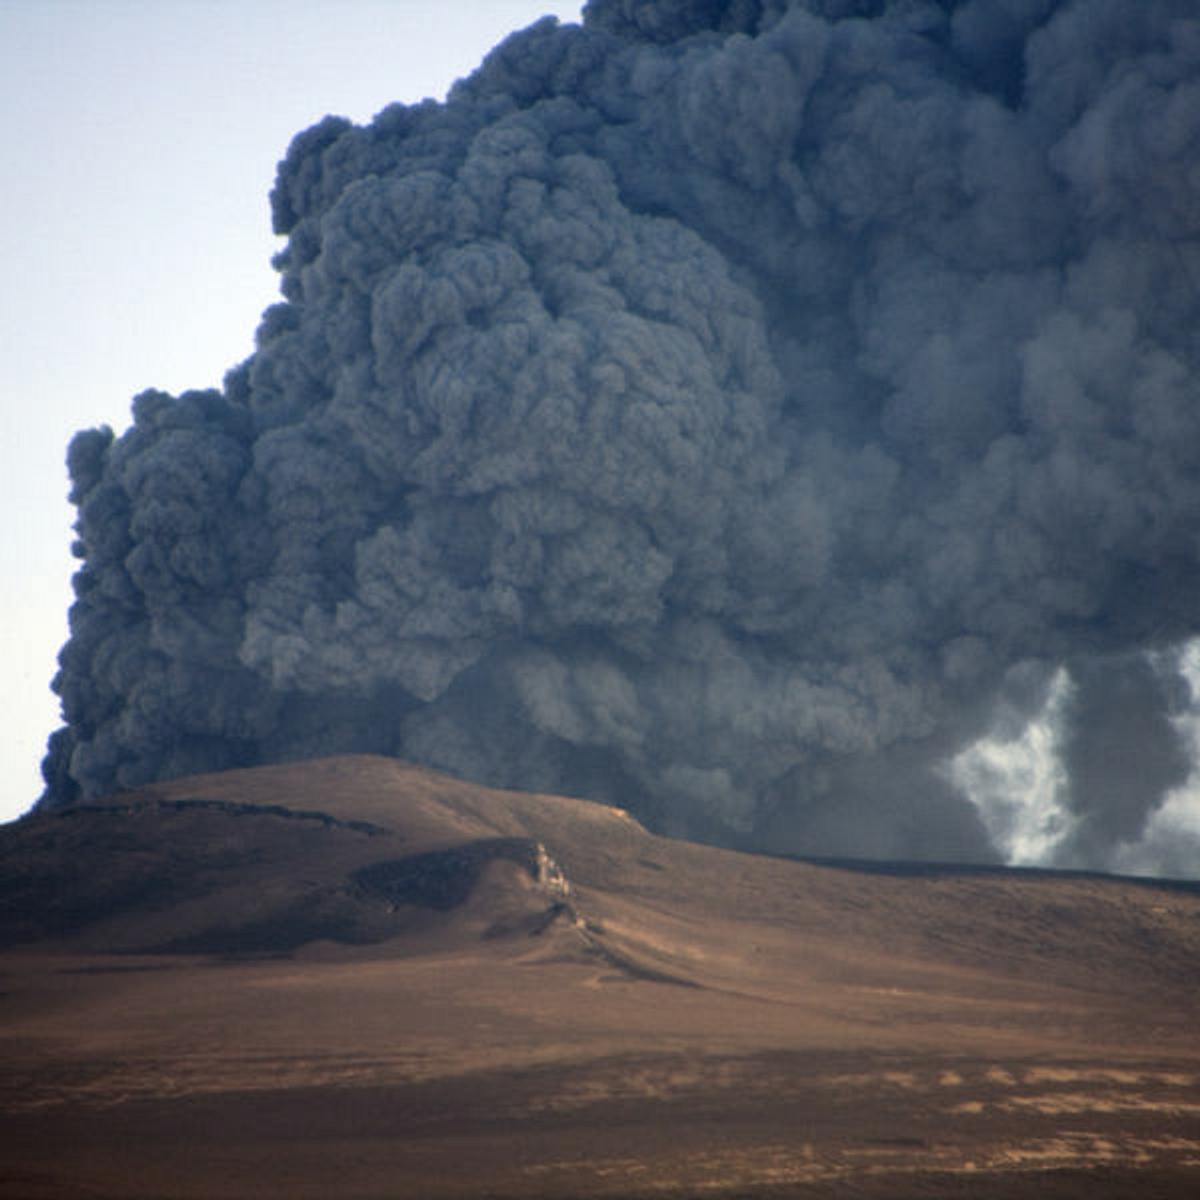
[44,0,1200,873]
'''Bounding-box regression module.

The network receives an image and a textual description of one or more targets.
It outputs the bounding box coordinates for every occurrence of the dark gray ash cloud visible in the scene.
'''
[43,0,1200,874]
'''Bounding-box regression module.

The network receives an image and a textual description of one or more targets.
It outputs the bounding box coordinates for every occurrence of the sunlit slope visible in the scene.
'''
[4,755,1200,1197]
[4,754,1199,1018]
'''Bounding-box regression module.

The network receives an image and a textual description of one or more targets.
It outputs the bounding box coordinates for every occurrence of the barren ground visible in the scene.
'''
[2,756,1198,1197]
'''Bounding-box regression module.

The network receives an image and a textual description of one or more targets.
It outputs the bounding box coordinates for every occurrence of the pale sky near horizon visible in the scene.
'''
[0,0,583,823]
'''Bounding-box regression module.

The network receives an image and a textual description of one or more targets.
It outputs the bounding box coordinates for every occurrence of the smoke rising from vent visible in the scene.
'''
[44,0,1200,873]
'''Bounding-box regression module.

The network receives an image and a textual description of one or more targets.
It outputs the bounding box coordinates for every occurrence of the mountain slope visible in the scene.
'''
[2,755,1199,1198]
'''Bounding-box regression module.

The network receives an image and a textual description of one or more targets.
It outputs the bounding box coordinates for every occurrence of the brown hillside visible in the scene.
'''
[2,755,1199,1198]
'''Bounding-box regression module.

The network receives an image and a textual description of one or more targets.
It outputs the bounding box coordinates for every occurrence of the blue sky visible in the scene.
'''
[0,0,582,822]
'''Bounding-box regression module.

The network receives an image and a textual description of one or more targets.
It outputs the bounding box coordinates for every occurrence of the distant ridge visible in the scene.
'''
[5,753,1200,988]
[788,852,1200,894]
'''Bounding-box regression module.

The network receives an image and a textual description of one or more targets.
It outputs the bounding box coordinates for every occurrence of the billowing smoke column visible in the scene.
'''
[44,0,1200,873]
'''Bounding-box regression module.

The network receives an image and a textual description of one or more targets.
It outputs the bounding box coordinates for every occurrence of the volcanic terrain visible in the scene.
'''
[2,754,1199,1197]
